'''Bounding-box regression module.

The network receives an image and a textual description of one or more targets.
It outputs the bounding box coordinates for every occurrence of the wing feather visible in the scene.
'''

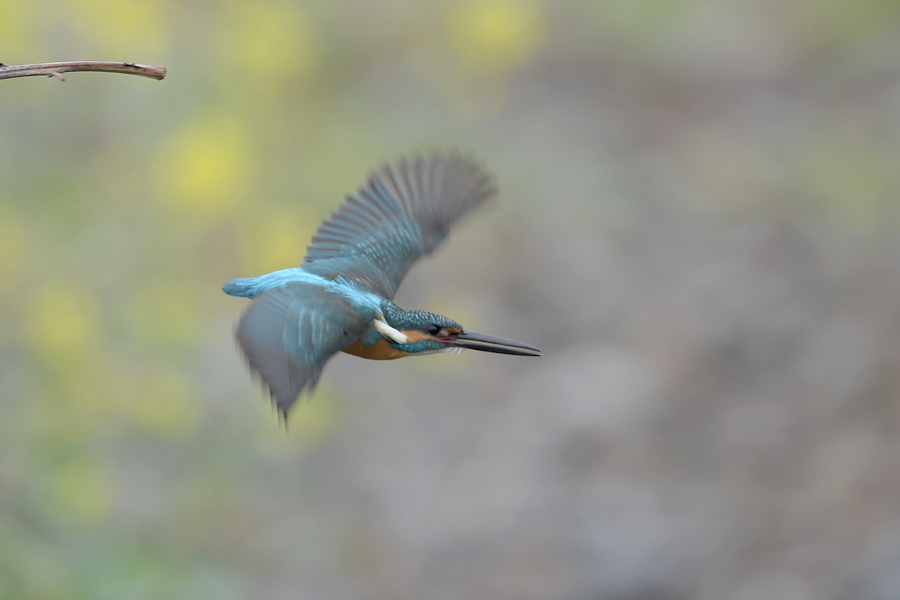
[236,282,368,420]
[303,152,495,298]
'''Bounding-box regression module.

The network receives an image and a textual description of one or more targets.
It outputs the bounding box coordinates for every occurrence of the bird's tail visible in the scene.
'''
[222,277,257,298]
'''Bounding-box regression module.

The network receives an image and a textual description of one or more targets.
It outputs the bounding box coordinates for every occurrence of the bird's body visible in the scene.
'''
[224,152,540,420]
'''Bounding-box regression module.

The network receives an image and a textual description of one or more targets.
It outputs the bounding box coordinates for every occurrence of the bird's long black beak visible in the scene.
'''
[438,330,542,357]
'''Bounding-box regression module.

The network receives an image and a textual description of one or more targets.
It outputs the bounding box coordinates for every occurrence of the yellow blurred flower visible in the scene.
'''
[0,0,38,57]
[24,283,101,362]
[66,0,170,55]
[156,113,252,216]
[237,206,320,274]
[448,0,546,74]
[216,1,317,80]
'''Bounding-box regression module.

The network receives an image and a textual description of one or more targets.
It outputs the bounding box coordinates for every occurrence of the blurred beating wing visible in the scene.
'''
[236,281,368,419]
[303,152,496,299]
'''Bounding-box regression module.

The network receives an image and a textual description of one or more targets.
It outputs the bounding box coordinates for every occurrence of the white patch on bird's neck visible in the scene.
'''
[374,316,410,344]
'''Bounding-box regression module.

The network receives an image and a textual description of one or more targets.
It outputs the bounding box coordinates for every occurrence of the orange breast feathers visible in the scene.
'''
[342,330,429,360]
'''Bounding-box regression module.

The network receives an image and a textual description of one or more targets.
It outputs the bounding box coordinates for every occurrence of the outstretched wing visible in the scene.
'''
[302,152,495,298]
[235,281,368,420]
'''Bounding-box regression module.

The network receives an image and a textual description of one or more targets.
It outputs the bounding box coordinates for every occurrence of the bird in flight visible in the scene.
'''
[223,152,541,421]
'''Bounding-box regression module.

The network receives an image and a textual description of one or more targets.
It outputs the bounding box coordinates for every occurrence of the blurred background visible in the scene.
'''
[2,0,900,598]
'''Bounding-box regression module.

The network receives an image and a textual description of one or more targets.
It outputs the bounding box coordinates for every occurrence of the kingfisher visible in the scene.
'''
[223,152,541,421]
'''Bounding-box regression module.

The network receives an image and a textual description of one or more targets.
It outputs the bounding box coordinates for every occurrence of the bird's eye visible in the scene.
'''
[427,324,441,336]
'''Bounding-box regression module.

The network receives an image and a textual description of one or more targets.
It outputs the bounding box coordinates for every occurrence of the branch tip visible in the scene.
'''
[0,61,166,82]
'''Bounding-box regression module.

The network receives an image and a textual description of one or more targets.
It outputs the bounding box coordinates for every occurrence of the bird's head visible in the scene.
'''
[376,308,541,357]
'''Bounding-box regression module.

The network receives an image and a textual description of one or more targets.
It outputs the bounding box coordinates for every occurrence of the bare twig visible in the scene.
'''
[0,61,166,82]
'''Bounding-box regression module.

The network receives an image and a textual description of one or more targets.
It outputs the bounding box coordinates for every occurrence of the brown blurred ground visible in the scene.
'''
[2,1,900,599]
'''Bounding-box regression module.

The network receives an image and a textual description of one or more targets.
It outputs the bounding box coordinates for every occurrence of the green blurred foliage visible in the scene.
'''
[2,0,900,598]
